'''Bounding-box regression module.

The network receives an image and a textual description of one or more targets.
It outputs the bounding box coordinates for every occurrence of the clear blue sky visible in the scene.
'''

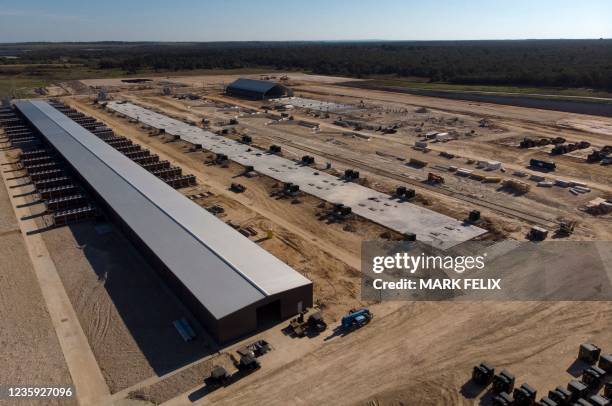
[0,0,610,42]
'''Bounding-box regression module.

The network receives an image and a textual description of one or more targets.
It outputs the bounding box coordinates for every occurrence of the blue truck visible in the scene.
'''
[341,308,373,331]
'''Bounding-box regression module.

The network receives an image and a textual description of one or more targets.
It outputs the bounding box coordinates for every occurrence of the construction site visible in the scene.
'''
[1,72,611,406]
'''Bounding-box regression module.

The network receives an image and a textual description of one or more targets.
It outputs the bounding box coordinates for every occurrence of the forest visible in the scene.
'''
[2,40,612,90]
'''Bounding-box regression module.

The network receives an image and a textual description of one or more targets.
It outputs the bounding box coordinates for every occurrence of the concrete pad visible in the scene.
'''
[108,102,486,249]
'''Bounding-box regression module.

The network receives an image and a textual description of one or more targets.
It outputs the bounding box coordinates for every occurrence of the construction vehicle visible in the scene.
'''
[231,353,260,373]
[215,153,229,164]
[307,312,327,333]
[301,155,315,165]
[344,169,360,180]
[206,365,231,388]
[289,308,327,337]
[230,183,246,193]
[283,182,300,196]
[427,172,444,184]
[558,220,576,235]
[237,340,271,357]
[331,203,352,219]
[395,186,416,200]
[341,308,373,331]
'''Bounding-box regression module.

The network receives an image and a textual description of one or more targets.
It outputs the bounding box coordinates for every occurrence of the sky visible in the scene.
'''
[0,0,610,43]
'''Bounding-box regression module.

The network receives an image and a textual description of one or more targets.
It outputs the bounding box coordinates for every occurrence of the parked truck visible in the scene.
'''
[341,308,373,331]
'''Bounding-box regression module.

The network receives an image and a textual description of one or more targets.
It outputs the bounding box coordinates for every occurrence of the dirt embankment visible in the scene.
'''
[0,152,75,406]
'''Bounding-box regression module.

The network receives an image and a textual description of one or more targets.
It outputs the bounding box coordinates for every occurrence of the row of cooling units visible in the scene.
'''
[0,102,196,227]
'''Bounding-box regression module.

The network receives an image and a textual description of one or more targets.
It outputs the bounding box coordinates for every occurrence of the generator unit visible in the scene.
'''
[547,386,572,405]
[567,380,588,402]
[579,343,601,364]
[513,383,537,406]
[493,370,515,394]
[492,392,513,406]
[472,362,495,385]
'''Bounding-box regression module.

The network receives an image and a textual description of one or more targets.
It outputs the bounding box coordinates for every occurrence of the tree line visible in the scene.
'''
[4,40,612,90]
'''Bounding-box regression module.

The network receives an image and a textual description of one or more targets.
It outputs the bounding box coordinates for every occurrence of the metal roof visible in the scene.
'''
[226,78,282,95]
[16,100,311,320]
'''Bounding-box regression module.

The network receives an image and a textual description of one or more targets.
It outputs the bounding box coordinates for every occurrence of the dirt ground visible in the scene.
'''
[40,222,218,394]
[0,150,75,406]
[127,79,612,241]
[206,301,611,406]
[8,73,606,405]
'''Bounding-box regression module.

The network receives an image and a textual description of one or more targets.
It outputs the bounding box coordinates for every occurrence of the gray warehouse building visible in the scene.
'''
[225,78,292,100]
[15,100,313,343]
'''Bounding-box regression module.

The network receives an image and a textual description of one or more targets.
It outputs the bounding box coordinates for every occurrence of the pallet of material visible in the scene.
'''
[408,158,428,168]
[573,186,591,193]
[502,179,531,193]
[456,168,473,176]
[555,179,571,187]
[483,176,502,183]
[469,172,486,181]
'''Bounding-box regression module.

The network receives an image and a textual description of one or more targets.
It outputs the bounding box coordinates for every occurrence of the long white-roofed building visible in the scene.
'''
[15,99,313,343]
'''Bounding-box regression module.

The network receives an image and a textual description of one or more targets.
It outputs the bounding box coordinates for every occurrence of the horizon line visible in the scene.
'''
[1,38,611,45]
